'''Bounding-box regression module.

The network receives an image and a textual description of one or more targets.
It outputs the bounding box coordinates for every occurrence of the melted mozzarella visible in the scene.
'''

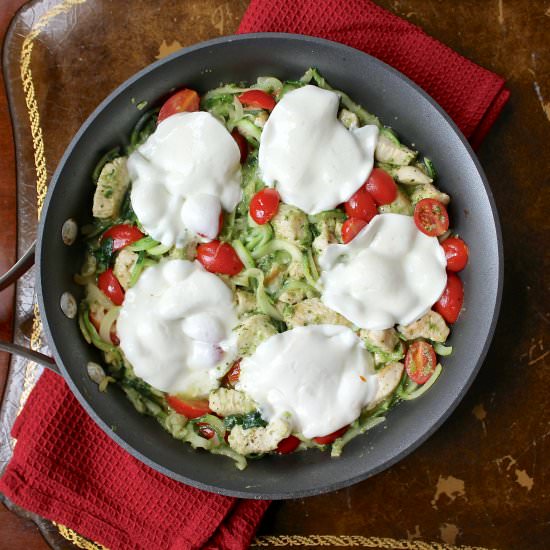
[127,112,241,247]
[319,213,447,330]
[258,85,379,214]
[237,325,378,438]
[117,259,237,396]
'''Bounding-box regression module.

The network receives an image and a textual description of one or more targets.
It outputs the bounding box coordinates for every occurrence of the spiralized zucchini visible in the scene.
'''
[75,68,453,470]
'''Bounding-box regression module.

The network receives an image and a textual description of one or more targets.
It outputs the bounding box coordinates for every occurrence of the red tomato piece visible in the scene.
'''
[196,241,244,276]
[97,268,125,306]
[276,435,301,454]
[365,168,397,205]
[441,237,469,272]
[434,272,464,324]
[157,88,200,123]
[405,341,437,385]
[249,188,280,225]
[238,90,276,111]
[224,360,241,387]
[197,422,216,440]
[341,218,367,244]
[231,129,248,163]
[344,187,378,223]
[313,426,349,445]
[414,198,449,237]
[102,224,144,252]
[166,396,211,419]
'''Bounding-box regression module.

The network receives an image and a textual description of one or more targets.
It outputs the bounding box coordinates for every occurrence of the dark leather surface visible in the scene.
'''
[1,0,549,548]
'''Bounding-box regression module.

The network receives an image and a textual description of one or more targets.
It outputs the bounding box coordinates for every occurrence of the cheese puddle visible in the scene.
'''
[319,213,447,330]
[237,325,378,438]
[258,85,378,214]
[117,259,237,396]
[127,112,241,247]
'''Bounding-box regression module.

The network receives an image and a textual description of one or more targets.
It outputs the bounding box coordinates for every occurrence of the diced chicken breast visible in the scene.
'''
[235,314,278,356]
[410,183,451,206]
[271,204,311,246]
[368,361,404,409]
[113,249,138,290]
[209,388,257,416]
[375,134,416,165]
[359,328,400,353]
[284,298,352,329]
[398,310,450,343]
[228,418,291,455]
[92,157,130,219]
[392,165,433,185]
[378,189,413,215]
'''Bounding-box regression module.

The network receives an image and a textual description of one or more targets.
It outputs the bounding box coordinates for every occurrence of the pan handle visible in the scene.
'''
[0,340,60,374]
[0,241,60,374]
[0,242,36,292]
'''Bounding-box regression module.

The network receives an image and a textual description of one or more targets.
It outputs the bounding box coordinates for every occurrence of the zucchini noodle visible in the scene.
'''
[401,364,442,400]
[232,239,256,269]
[128,236,161,252]
[237,268,283,321]
[99,306,120,343]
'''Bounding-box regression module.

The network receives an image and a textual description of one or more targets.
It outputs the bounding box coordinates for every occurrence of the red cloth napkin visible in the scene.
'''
[0,371,269,550]
[1,2,509,550]
[239,0,509,149]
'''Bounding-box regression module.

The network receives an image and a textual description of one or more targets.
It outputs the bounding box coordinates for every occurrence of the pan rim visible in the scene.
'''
[36,32,503,499]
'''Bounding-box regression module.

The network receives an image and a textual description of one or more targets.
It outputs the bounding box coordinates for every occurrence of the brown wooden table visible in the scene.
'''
[1,1,549,549]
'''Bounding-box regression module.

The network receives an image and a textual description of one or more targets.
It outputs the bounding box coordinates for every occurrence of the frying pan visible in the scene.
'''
[0,33,503,499]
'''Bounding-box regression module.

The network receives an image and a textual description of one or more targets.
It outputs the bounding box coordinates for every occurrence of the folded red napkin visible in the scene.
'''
[0,371,269,550]
[1,2,509,549]
[239,0,510,149]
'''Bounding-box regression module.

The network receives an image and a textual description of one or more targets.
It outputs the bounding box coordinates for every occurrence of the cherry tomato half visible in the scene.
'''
[434,272,464,324]
[231,129,248,163]
[413,198,449,237]
[313,425,349,445]
[196,240,244,276]
[238,90,276,111]
[249,188,280,225]
[102,224,144,252]
[365,168,397,206]
[157,88,200,123]
[224,360,241,387]
[166,396,211,419]
[344,187,378,223]
[97,268,125,306]
[441,237,469,272]
[276,435,301,454]
[341,218,367,244]
[405,341,437,385]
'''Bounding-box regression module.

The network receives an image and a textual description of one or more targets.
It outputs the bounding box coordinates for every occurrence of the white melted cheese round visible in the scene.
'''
[127,112,241,247]
[258,85,379,214]
[237,325,378,438]
[117,259,238,396]
[319,213,447,330]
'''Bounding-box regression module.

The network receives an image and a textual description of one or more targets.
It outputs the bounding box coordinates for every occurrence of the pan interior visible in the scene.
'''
[37,34,502,499]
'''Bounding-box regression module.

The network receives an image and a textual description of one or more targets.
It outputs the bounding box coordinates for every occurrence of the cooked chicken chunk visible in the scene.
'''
[368,361,404,409]
[228,418,291,455]
[375,134,416,165]
[359,328,400,353]
[113,249,138,290]
[284,298,351,329]
[209,388,257,416]
[270,204,311,246]
[235,314,278,356]
[398,310,450,343]
[92,157,130,219]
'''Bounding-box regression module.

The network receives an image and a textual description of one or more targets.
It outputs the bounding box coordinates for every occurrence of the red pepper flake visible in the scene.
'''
[359,375,367,382]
